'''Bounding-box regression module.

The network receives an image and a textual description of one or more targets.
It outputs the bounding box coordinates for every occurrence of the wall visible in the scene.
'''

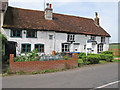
[9,53,78,72]
[2,29,110,55]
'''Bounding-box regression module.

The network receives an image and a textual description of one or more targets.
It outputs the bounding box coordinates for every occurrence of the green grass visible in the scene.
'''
[109,44,120,49]
[99,60,107,64]
[113,56,120,58]
[112,59,120,62]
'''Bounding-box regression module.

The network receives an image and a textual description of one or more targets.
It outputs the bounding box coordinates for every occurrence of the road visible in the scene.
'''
[2,62,119,89]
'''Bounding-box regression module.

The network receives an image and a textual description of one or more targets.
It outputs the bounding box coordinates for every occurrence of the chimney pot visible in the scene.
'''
[50,4,52,8]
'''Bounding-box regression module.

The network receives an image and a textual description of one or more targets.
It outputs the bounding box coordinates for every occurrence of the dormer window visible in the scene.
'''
[11,30,22,37]
[26,30,37,38]
[101,37,105,43]
[91,36,96,40]
[67,34,75,41]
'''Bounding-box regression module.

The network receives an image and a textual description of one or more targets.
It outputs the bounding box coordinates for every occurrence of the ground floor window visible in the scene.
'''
[21,44,31,53]
[62,43,70,52]
[35,44,44,52]
[97,44,103,53]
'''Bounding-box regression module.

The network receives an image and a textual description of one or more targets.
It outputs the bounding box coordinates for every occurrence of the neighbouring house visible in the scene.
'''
[0,1,111,56]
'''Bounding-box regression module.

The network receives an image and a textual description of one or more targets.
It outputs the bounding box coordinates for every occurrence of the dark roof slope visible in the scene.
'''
[3,6,110,37]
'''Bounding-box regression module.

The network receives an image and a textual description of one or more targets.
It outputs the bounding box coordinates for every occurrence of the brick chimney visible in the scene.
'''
[0,0,8,12]
[45,3,53,20]
[94,12,99,25]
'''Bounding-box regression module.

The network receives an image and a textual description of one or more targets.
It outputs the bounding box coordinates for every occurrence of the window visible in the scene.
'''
[97,44,103,53]
[84,45,86,50]
[49,35,53,40]
[21,44,31,53]
[62,43,70,52]
[11,30,22,37]
[91,36,96,40]
[101,37,105,43]
[67,34,75,41]
[35,44,44,52]
[26,30,37,38]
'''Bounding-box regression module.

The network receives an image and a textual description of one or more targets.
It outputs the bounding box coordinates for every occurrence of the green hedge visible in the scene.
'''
[100,54,113,62]
[101,51,113,55]
[82,55,100,64]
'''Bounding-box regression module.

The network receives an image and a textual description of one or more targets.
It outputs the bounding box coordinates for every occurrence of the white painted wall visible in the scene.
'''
[2,29,110,56]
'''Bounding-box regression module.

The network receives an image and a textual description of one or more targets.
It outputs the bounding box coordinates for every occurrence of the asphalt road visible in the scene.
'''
[2,62,119,89]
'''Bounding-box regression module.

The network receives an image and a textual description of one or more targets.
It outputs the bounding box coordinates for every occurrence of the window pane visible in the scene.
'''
[27,45,31,52]
[32,32,35,37]
[40,45,44,52]
[49,35,53,40]
[17,31,21,37]
[13,31,16,36]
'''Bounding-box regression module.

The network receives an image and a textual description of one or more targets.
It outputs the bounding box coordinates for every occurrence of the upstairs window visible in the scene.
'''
[101,37,105,43]
[11,30,22,37]
[26,30,37,38]
[62,43,70,52]
[67,34,75,41]
[91,36,96,40]
[35,44,44,52]
[21,44,31,53]
[49,35,53,40]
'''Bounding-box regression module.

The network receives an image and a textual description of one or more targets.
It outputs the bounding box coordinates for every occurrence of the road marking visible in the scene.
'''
[95,80,120,89]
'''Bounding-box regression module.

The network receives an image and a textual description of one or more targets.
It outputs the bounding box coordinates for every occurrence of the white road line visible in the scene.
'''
[95,80,120,89]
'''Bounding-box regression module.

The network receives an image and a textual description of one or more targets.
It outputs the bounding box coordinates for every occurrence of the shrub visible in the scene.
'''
[14,49,39,62]
[101,51,113,55]
[100,54,106,60]
[104,54,113,62]
[87,55,101,64]
[82,55,100,64]
[78,52,86,58]
[16,70,24,75]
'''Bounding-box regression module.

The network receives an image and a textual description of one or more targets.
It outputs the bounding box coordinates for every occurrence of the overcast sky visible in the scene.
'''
[9,0,119,43]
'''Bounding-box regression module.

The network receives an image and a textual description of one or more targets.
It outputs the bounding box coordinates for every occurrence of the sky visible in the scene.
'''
[9,0,119,43]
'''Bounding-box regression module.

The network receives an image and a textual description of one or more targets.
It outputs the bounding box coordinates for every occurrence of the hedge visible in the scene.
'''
[100,54,113,62]
[82,55,101,64]
[101,51,113,55]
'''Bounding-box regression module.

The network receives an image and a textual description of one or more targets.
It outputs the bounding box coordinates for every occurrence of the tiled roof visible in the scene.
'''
[3,6,110,37]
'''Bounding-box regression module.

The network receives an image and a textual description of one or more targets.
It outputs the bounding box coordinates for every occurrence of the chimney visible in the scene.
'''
[94,12,99,25]
[0,0,8,12]
[45,3,53,20]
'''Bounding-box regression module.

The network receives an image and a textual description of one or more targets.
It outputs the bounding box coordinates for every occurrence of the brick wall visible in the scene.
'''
[9,53,78,72]
[109,48,120,56]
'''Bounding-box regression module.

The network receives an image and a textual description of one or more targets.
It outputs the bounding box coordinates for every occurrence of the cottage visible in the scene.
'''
[0,1,110,56]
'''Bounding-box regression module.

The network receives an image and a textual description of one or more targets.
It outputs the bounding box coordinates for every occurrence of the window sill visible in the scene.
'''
[11,36,22,38]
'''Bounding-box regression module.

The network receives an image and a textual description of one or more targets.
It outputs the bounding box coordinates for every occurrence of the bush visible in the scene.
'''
[87,55,101,64]
[82,55,100,64]
[101,51,113,55]
[100,54,113,62]
[104,54,113,62]
[14,49,39,62]
[78,52,86,59]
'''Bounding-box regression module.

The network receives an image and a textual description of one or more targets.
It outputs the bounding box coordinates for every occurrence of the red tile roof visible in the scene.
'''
[3,6,110,37]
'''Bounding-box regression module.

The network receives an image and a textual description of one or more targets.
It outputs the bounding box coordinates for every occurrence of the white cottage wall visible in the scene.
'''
[2,29,110,56]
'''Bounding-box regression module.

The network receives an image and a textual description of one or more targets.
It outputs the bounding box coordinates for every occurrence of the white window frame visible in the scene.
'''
[68,34,75,41]
[62,44,70,52]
